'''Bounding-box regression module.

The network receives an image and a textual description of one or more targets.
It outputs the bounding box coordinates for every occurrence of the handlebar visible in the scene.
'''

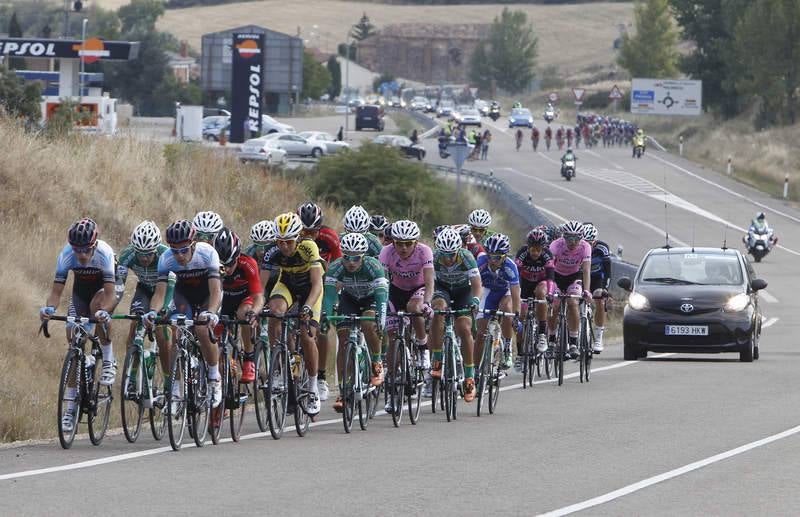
[386,311,426,318]
[325,315,376,322]
[433,309,473,316]
[259,308,313,337]
[479,309,516,318]
[39,315,101,339]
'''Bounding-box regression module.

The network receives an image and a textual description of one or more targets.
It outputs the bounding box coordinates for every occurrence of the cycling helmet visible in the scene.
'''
[340,232,369,255]
[435,227,462,253]
[560,220,585,237]
[165,219,196,245]
[391,220,420,240]
[582,223,598,242]
[68,218,98,247]
[343,205,371,233]
[484,233,510,254]
[756,212,766,220]
[526,228,549,247]
[370,214,389,232]
[432,224,450,239]
[454,224,472,241]
[274,212,303,239]
[297,202,323,230]
[468,209,492,228]
[192,211,224,234]
[637,128,643,136]
[250,220,276,244]
[131,220,161,252]
[213,227,241,266]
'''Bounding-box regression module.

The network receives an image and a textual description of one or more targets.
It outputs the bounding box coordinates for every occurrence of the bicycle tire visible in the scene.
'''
[167,350,187,451]
[57,348,80,450]
[407,343,423,425]
[253,342,270,433]
[294,359,310,437]
[121,346,144,443]
[342,343,356,433]
[357,346,370,431]
[210,348,228,445]
[444,336,455,422]
[476,335,491,417]
[522,320,534,389]
[389,338,406,427]
[230,352,247,442]
[190,353,209,447]
[584,319,594,383]
[267,346,288,440]
[88,349,112,446]
[488,355,500,415]
[557,318,566,386]
[431,376,439,414]
[149,347,166,441]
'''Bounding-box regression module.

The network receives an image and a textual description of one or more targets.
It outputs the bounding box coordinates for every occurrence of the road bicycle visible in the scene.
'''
[252,313,272,433]
[476,309,514,416]
[210,315,252,444]
[552,292,593,385]
[519,298,551,388]
[385,311,426,427]
[40,315,113,449]
[432,308,472,422]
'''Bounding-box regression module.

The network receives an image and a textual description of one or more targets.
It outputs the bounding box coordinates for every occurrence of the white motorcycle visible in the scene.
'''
[561,159,575,181]
[544,108,556,124]
[744,228,776,262]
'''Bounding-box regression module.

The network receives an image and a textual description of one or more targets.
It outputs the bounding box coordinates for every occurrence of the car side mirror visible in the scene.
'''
[617,277,632,291]
[751,278,768,291]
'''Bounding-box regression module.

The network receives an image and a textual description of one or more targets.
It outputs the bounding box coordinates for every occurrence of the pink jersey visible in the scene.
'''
[379,242,434,291]
[549,237,591,276]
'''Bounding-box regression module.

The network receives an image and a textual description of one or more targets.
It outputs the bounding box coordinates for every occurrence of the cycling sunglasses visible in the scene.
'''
[439,251,457,258]
[470,226,487,233]
[135,250,157,259]
[71,244,95,255]
[394,240,416,247]
[489,253,506,261]
[171,244,194,255]
[564,234,582,242]
[343,254,364,263]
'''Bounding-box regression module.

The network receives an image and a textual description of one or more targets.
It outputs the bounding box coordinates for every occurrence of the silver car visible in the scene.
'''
[238,138,288,165]
[298,131,351,155]
[456,108,482,127]
[262,133,325,158]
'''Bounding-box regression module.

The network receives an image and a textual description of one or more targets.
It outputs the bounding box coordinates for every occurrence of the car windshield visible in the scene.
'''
[462,109,479,116]
[512,109,531,117]
[640,253,743,286]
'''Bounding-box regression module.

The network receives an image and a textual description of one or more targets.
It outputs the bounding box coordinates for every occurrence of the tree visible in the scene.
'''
[118,0,164,34]
[469,8,538,94]
[301,50,331,100]
[734,0,800,127]
[468,41,492,92]
[350,12,377,41]
[0,66,41,125]
[617,0,679,79]
[372,72,395,95]
[326,55,341,99]
[7,12,26,70]
[337,42,356,60]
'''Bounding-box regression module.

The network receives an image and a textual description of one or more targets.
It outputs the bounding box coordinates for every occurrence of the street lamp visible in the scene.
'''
[80,18,87,102]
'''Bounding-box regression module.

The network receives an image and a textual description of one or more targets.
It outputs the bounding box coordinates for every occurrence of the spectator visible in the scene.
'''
[336,126,344,141]
[481,129,491,160]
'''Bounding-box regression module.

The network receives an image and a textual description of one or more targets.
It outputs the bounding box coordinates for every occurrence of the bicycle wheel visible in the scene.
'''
[293,358,310,437]
[342,343,357,434]
[476,337,491,417]
[149,348,166,441]
[88,349,112,446]
[368,380,381,419]
[389,338,406,427]
[230,352,247,442]
[407,343,423,425]
[488,352,500,415]
[431,376,439,414]
[210,348,227,445]
[267,347,288,440]
[357,348,370,431]
[253,341,270,433]
[190,353,209,447]
[522,320,534,389]
[121,346,144,443]
[443,337,454,422]
[167,350,188,451]
[556,321,566,387]
[57,348,80,450]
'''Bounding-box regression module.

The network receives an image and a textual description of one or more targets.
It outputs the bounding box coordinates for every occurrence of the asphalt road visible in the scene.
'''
[3,113,800,516]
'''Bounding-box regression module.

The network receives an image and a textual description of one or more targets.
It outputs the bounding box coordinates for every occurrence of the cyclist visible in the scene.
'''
[513,228,555,372]
[322,233,389,412]
[343,205,383,258]
[583,223,611,353]
[260,212,324,415]
[468,208,493,246]
[214,227,264,383]
[146,219,224,409]
[379,220,435,404]
[476,234,521,370]
[117,220,170,363]
[429,227,481,403]
[193,211,224,244]
[40,218,121,433]
[244,219,276,265]
[531,125,540,151]
[548,220,592,359]
[369,214,392,246]
[515,129,523,151]
[297,202,341,401]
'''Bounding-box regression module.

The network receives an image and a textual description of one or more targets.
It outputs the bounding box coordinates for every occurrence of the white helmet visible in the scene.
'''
[435,227,462,253]
[391,220,420,240]
[468,209,492,228]
[193,211,224,234]
[560,220,585,237]
[250,220,276,244]
[130,220,161,252]
[340,232,369,254]
[582,223,598,242]
[343,205,371,233]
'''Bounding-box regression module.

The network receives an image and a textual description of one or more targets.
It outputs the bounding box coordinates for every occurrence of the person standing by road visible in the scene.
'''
[410,129,419,145]
[481,129,491,160]
[336,126,344,142]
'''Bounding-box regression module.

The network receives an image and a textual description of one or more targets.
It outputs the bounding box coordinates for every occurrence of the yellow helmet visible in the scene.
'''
[274,212,303,239]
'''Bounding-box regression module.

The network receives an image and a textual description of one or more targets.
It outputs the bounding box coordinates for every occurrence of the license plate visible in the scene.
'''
[665,325,708,336]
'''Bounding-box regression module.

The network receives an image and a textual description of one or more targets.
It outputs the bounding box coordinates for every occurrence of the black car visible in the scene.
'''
[373,135,426,160]
[618,247,767,362]
[355,104,385,131]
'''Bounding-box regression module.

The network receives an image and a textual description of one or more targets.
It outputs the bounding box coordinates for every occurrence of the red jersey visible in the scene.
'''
[316,226,342,264]
[222,255,263,298]
[466,241,486,260]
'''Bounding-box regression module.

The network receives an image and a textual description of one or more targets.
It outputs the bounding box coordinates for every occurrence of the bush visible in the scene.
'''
[580,90,610,110]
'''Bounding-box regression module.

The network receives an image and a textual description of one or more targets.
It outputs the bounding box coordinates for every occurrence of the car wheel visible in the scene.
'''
[268,130,277,134]
[311,147,323,158]
[739,336,754,362]
[623,340,640,361]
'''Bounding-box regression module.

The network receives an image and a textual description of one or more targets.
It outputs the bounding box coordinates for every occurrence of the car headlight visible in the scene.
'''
[628,292,650,311]
[724,293,750,312]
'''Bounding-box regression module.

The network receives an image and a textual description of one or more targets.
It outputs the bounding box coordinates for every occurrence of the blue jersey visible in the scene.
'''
[54,239,116,286]
[477,254,519,292]
[590,240,612,280]
[157,242,221,306]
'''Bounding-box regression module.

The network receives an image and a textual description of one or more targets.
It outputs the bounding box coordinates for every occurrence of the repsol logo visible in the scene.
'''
[247,64,261,132]
[0,41,56,57]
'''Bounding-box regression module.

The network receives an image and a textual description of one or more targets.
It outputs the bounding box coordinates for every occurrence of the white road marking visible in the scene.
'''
[0,355,671,482]
[760,290,779,304]
[536,206,568,223]
[762,317,779,329]
[539,422,800,516]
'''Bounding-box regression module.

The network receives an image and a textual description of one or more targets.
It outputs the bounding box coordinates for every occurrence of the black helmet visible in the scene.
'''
[370,214,389,232]
[297,202,323,230]
[214,227,241,266]
[68,218,98,247]
[165,219,196,245]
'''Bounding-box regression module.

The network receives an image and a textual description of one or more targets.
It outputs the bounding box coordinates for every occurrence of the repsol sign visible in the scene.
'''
[0,41,56,57]
[0,38,139,61]
[229,33,264,144]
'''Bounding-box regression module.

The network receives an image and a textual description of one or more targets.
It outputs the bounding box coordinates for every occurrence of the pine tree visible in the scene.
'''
[617,0,679,78]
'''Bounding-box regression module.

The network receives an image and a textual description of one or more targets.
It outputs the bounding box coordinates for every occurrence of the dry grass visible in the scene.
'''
[0,119,344,442]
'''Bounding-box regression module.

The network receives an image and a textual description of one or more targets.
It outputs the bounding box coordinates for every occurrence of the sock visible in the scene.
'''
[596,326,605,342]
[66,387,77,413]
[371,353,381,363]
[432,349,442,362]
[465,365,475,379]
[502,338,512,351]
[537,321,547,335]
[549,331,556,342]
[318,369,326,382]
[309,375,318,393]
[568,335,578,346]
[208,364,220,380]
[417,336,428,349]
[101,343,113,362]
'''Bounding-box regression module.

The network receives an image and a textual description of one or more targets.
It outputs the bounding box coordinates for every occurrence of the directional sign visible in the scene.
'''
[630,78,702,116]
[608,85,623,100]
[448,141,470,171]
[548,91,559,103]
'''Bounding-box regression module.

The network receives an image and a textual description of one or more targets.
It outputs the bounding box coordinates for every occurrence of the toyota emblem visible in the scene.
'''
[680,303,694,313]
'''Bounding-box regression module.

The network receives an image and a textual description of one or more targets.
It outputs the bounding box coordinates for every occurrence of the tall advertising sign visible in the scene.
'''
[230,33,263,143]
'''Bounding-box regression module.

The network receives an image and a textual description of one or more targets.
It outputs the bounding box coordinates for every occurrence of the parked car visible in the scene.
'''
[454,108,482,127]
[262,133,324,158]
[261,114,294,134]
[298,131,351,154]
[347,97,365,108]
[203,108,231,118]
[202,116,229,141]
[355,104,385,131]
[373,135,426,160]
[508,108,534,128]
[238,138,288,165]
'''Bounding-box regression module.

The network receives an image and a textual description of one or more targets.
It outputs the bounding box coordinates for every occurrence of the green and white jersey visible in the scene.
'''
[339,231,383,258]
[117,243,169,295]
[322,256,388,315]
[243,242,275,264]
[433,248,479,291]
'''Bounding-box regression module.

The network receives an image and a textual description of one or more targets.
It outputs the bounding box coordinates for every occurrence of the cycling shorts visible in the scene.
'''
[221,293,255,318]
[270,281,321,324]
[590,275,607,294]
[519,278,549,299]
[169,290,209,320]
[68,283,123,319]
[388,285,425,314]
[129,283,155,314]
[479,288,509,319]
[335,293,376,330]
[554,272,583,297]
[433,285,473,311]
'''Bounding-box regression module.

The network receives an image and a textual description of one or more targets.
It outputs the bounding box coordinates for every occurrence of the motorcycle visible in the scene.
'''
[744,228,776,262]
[633,144,644,159]
[438,135,451,159]
[544,109,555,123]
[489,107,500,121]
[561,159,575,181]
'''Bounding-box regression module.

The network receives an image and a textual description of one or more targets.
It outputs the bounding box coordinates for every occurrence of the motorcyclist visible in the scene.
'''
[513,101,522,109]
[560,148,577,176]
[632,128,646,157]
[744,212,777,246]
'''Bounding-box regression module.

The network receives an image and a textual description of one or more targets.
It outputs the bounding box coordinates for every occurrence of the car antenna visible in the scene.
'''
[721,210,729,250]
[662,168,671,249]
[691,222,696,253]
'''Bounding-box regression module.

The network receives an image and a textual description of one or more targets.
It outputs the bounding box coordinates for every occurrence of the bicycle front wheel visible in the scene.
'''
[210,350,227,445]
[476,337,492,417]
[167,351,187,451]
[293,359,310,437]
[149,348,167,441]
[190,354,209,447]
[389,339,406,427]
[88,350,112,446]
[120,346,144,443]
[230,352,247,442]
[267,347,288,440]
[342,343,357,434]
[253,341,270,433]
[407,343,422,425]
[57,348,80,450]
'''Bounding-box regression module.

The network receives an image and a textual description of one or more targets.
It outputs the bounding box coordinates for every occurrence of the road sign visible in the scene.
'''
[449,141,469,171]
[572,88,585,102]
[609,85,623,100]
[548,91,559,103]
[629,78,702,116]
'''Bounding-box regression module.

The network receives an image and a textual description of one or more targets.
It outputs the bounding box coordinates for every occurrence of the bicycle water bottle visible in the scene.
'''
[290,353,302,379]
[85,354,96,384]
[162,271,177,312]
[144,348,156,379]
